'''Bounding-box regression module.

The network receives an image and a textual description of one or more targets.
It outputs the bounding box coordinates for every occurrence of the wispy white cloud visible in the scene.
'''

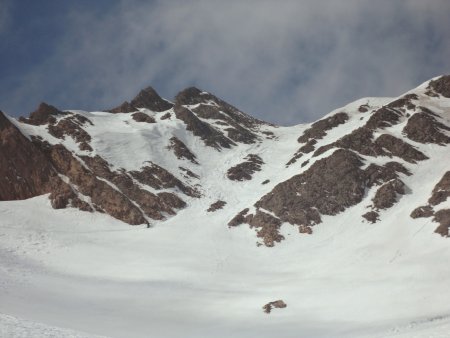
[2,0,450,124]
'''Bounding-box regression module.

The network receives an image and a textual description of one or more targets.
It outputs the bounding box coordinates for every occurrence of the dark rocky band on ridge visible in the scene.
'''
[108,86,173,113]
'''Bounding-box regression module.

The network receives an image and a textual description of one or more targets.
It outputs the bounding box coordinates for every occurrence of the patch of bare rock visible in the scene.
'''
[227,154,264,181]
[287,112,348,166]
[207,200,226,212]
[108,86,173,113]
[132,112,156,124]
[410,171,450,236]
[167,137,198,164]
[230,149,411,246]
[263,300,287,314]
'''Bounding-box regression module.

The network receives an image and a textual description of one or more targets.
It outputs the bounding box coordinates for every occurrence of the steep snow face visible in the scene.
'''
[1,77,450,337]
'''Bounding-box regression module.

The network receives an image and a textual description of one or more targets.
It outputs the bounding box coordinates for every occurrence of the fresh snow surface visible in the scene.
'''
[1,80,450,337]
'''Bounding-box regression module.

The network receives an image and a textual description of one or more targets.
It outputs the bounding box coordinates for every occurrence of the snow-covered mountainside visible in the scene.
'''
[1,76,450,337]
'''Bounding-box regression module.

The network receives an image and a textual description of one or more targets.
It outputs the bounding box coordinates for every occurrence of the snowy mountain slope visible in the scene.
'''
[0,76,450,337]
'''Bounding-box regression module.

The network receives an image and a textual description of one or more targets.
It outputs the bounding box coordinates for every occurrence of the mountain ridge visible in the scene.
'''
[1,75,450,246]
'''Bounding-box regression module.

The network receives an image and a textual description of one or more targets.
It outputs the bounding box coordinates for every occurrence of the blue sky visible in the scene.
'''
[1,0,449,125]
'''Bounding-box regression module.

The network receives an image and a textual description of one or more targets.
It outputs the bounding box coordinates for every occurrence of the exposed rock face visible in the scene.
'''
[263,300,287,314]
[403,108,450,145]
[372,179,405,210]
[254,150,364,227]
[228,208,250,227]
[160,112,171,120]
[80,155,187,219]
[287,112,348,165]
[314,127,427,163]
[19,102,65,125]
[109,86,173,113]
[175,86,265,129]
[132,112,156,123]
[174,105,234,149]
[362,211,379,224]
[47,113,93,151]
[409,171,450,236]
[167,137,198,164]
[0,111,57,200]
[298,112,349,143]
[232,149,410,245]
[434,209,450,237]
[428,171,450,206]
[227,154,264,181]
[207,200,226,212]
[34,141,148,225]
[192,104,259,144]
[427,75,450,98]
[130,163,200,198]
[2,78,450,245]
[410,206,434,219]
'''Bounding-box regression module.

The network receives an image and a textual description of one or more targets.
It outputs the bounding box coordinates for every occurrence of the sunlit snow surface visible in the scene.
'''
[1,79,450,337]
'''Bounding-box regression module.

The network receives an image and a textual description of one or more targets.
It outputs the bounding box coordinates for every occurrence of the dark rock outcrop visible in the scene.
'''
[207,200,226,212]
[132,112,156,123]
[167,137,198,164]
[410,205,434,219]
[34,141,148,225]
[263,300,287,314]
[232,149,411,245]
[314,127,427,163]
[434,209,450,237]
[130,162,200,198]
[0,111,58,200]
[297,112,349,143]
[288,112,348,166]
[175,86,265,129]
[47,114,93,151]
[427,75,450,98]
[109,86,173,113]
[227,154,264,181]
[19,102,66,125]
[372,179,405,210]
[174,105,234,149]
[403,108,450,145]
[362,211,379,223]
[428,171,450,206]
[409,171,450,236]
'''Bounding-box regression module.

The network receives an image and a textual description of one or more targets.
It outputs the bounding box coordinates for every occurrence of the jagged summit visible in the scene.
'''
[108,85,173,113]
[18,102,65,125]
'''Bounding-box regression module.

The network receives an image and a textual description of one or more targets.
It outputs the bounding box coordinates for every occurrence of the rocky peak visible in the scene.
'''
[174,87,204,106]
[19,102,65,125]
[109,86,173,113]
